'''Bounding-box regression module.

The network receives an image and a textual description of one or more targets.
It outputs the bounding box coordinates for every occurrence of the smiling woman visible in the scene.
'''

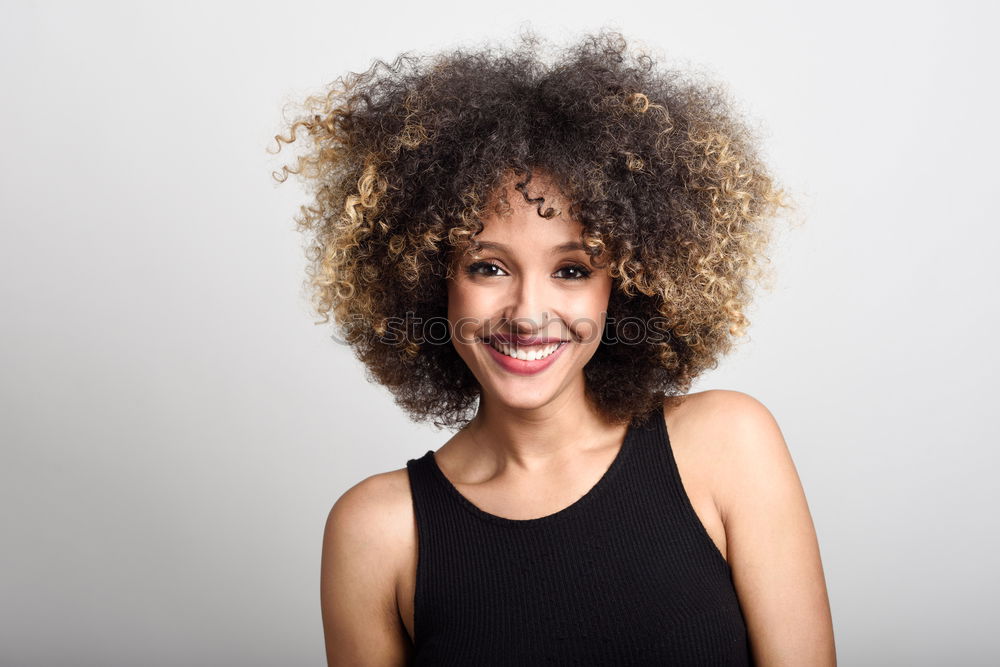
[272,28,835,667]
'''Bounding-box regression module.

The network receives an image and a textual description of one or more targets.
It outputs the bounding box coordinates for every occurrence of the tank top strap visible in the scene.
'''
[405,446,461,534]
[625,401,733,575]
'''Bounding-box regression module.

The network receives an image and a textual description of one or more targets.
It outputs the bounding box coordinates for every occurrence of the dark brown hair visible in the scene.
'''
[271,29,791,429]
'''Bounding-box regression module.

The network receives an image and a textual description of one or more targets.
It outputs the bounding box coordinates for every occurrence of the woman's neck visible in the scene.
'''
[461,383,623,474]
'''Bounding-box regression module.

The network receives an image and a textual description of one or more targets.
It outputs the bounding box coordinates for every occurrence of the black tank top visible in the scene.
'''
[405,406,753,665]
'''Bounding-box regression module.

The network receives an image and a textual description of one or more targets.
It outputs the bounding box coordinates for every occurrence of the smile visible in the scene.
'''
[480,338,570,376]
[488,338,564,360]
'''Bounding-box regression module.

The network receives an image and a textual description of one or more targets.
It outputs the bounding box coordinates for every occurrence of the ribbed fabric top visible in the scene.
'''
[405,406,753,665]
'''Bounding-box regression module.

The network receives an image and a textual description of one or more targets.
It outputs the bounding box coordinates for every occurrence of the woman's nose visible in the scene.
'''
[503,273,552,333]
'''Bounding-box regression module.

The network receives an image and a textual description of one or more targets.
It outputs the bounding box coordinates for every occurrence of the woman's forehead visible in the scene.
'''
[458,216,586,255]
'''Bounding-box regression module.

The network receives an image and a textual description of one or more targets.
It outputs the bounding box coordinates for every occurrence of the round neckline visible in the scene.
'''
[426,417,640,527]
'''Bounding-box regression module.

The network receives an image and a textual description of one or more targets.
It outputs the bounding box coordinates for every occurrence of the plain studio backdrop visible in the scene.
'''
[2,1,997,665]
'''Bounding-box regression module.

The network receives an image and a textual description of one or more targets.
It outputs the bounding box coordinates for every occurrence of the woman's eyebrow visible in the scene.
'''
[473,240,586,253]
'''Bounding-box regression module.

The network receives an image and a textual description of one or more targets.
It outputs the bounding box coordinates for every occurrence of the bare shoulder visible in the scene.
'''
[321,468,415,666]
[663,389,788,510]
[328,467,414,528]
[663,388,780,435]
[324,467,415,587]
[656,389,784,563]
[665,390,837,665]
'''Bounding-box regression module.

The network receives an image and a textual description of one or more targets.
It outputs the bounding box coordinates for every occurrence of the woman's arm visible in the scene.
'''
[320,474,412,666]
[708,390,837,666]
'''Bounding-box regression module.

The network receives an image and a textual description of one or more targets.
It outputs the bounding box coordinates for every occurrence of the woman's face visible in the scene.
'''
[447,179,613,412]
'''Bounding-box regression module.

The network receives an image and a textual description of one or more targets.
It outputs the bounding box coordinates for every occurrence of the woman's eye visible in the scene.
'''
[556,265,593,280]
[466,261,507,277]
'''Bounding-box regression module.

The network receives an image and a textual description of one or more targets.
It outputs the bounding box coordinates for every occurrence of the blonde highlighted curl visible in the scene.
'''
[271,29,793,429]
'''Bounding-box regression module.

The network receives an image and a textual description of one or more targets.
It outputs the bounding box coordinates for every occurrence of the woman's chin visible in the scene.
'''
[476,371,571,408]
[482,389,554,412]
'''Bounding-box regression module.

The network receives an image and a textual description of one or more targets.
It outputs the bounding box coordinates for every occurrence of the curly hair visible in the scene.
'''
[270,29,791,430]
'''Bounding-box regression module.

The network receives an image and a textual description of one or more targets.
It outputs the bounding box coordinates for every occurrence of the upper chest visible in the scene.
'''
[391,427,729,647]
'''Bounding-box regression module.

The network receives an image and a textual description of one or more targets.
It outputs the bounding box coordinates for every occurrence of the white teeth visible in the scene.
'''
[488,340,563,361]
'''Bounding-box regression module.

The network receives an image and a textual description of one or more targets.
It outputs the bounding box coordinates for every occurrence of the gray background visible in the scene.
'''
[2,1,997,665]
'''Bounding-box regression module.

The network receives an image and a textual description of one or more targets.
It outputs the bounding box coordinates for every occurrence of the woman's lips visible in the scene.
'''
[481,339,569,376]
[488,333,567,346]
